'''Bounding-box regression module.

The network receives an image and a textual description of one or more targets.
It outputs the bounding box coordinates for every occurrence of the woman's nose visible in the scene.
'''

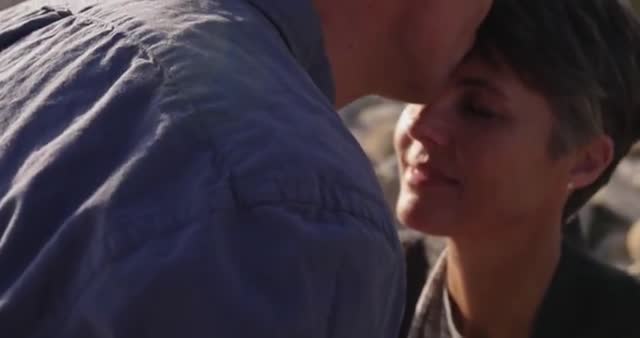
[406,104,452,147]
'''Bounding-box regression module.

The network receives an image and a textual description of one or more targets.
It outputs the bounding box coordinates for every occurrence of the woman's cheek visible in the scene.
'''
[396,105,424,144]
[394,121,412,159]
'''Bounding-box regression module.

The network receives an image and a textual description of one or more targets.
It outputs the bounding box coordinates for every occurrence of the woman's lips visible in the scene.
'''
[405,164,460,188]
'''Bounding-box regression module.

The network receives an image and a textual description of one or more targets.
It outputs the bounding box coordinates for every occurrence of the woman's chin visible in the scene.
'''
[397,206,458,237]
[396,192,460,236]
[407,222,456,237]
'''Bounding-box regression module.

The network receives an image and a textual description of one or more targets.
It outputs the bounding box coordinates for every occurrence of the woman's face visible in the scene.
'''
[395,55,575,238]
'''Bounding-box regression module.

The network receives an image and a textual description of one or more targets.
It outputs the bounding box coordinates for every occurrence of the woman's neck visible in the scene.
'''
[445,218,563,338]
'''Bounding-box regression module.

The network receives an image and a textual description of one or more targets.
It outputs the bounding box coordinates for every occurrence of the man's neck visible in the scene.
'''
[312,0,399,107]
[445,217,563,338]
[322,37,369,107]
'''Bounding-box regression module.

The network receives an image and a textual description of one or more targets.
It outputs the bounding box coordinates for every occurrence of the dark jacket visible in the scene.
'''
[531,241,640,338]
[400,232,640,338]
[0,0,405,337]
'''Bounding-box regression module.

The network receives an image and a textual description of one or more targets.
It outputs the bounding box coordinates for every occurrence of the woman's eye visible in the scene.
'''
[461,101,499,120]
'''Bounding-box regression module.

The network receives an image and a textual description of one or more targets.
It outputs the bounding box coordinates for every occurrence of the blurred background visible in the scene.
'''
[0,0,22,10]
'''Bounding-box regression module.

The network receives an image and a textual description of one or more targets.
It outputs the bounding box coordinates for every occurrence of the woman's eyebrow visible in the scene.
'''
[458,77,506,99]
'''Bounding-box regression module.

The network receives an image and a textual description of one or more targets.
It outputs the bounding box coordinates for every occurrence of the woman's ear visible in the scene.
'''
[569,135,614,189]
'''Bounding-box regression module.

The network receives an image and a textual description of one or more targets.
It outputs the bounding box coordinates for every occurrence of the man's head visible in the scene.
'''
[387,0,494,102]
[312,0,493,106]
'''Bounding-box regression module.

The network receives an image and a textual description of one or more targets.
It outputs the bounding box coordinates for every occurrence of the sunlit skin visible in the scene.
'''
[386,0,494,103]
[395,56,572,240]
[312,0,493,107]
[395,54,613,338]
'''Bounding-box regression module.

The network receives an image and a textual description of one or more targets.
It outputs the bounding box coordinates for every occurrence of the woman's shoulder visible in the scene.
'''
[533,242,640,338]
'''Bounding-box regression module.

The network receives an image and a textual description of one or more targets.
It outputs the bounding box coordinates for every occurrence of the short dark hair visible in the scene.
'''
[475,0,640,218]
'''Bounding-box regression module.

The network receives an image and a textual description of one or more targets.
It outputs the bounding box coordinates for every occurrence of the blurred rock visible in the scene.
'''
[580,207,629,246]
[358,120,397,165]
[347,100,404,164]
[0,0,23,11]
[594,230,632,269]
[341,96,403,134]
[629,261,640,279]
[628,220,640,263]
[591,155,640,222]
[582,146,640,267]
[630,142,640,158]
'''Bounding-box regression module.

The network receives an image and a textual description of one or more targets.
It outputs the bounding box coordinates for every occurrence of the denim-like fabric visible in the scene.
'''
[0,1,405,337]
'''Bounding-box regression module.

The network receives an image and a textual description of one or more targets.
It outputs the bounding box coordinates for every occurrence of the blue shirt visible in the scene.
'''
[0,0,405,337]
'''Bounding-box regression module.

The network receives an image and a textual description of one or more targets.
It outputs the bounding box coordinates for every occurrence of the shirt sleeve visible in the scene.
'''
[66,202,406,338]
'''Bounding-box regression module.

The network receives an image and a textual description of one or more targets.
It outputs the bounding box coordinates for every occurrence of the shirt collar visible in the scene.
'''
[411,252,452,338]
[443,286,464,338]
[245,0,335,103]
